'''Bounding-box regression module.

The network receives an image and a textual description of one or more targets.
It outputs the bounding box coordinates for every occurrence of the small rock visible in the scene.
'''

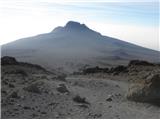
[41,111,47,114]
[31,113,38,118]
[24,82,41,94]
[48,102,56,106]
[106,95,113,102]
[77,104,89,109]
[73,95,90,104]
[115,93,121,97]
[23,106,31,110]
[55,113,59,118]
[115,85,120,88]
[56,84,69,93]
[9,91,19,99]
[13,108,19,111]
[108,105,112,108]
[16,103,21,107]
[2,90,7,94]
[20,96,25,100]
[115,114,120,118]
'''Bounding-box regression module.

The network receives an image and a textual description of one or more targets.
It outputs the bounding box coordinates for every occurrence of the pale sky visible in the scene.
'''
[0,0,159,50]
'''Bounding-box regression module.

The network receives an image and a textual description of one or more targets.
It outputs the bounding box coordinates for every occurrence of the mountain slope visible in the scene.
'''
[1,21,159,72]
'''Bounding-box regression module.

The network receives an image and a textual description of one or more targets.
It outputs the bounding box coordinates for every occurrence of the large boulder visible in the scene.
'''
[127,74,160,103]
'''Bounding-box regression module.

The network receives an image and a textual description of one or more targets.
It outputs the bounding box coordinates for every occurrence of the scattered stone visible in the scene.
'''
[55,113,60,118]
[16,103,21,107]
[115,93,121,97]
[93,114,102,118]
[23,106,31,110]
[8,83,15,88]
[115,85,120,88]
[13,108,19,111]
[77,104,89,109]
[41,111,47,114]
[48,102,56,106]
[20,96,25,100]
[31,113,38,118]
[2,80,8,85]
[24,82,42,94]
[56,84,69,93]
[108,105,112,108]
[2,90,7,94]
[73,95,90,104]
[11,114,15,117]
[106,98,112,102]
[115,114,120,118]
[106,95,113,102]
[8,91,19,99]
[89,113,102,118]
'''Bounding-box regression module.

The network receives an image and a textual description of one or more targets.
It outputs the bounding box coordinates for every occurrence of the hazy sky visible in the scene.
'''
[0,0,159,50]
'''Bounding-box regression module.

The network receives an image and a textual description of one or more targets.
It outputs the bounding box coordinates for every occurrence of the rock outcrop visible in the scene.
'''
[1,56,18,65]
[127,74,160,104]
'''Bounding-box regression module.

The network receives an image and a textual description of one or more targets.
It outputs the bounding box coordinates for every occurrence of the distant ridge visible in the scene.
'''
[2,21,159,72]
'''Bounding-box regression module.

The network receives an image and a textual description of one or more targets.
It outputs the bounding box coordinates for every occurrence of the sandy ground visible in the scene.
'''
[2,73,160,118]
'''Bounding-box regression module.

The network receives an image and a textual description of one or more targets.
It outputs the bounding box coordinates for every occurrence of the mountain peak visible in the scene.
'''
[65,21,88,30]
[51,21,89,33]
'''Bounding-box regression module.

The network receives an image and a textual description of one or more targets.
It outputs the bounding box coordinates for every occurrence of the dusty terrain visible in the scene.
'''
[1,57,160,119]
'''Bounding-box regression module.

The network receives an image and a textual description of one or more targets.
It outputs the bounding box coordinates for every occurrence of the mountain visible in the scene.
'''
[1,21,160,72]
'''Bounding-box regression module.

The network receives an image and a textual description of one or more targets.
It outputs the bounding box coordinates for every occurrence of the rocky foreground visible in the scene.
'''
[1,56,160,118]
[80,60,160,104]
